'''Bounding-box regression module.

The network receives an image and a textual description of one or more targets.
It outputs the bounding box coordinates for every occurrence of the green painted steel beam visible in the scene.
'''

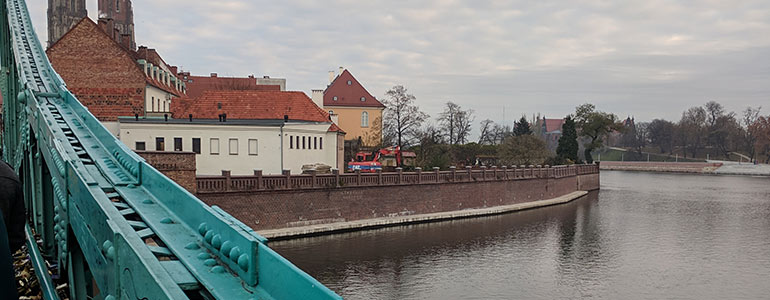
[1,0,341,298]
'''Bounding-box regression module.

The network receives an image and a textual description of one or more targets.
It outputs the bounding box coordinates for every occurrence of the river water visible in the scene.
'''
[271,171,770,299]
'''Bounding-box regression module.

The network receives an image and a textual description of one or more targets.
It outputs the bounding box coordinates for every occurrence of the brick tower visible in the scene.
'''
[98,0,135,50]
[47,0,87,47]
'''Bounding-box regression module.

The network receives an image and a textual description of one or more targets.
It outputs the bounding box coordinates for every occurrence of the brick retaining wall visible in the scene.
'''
[196,165,599,232]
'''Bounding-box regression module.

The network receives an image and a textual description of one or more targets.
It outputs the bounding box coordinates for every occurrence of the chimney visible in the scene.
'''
[120,33,131,49]
[210,73,217,77]
[338,66,344,76]
[248,74,254,78]
[170,66,178,74]
[263,75,270,79]
[311,89,324,109]
[330,114,339,125]
[328,71,335,83]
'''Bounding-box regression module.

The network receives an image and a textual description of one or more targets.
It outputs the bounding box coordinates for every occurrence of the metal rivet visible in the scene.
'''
[185,242,199,250]
[197,253,210,260]
[212,235,222,249]
[211,266,225,273]
[238,254,249,271]
[220,241,233,256]
[229,247,241,260]
[160,217,173,224]
[204,230,214,243]
[204,259,216,266]
[198,223,208,235]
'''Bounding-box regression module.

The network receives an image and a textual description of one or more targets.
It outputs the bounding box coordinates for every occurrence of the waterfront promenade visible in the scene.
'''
[599,161,770,176]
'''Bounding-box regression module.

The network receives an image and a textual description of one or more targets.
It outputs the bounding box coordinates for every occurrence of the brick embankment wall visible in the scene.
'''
[137,151,197,193]
[197,172,599,232]
[599,161,721,174]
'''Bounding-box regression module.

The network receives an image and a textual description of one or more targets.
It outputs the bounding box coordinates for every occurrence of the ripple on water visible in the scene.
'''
[272,171,770,299]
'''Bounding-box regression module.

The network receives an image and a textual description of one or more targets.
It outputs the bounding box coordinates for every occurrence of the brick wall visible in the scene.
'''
[46,18,146,121]
[198,173,599,231]
[137,151,197,193]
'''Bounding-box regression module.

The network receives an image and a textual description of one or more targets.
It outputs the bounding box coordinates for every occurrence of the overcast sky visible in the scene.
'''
[29,0,769,128]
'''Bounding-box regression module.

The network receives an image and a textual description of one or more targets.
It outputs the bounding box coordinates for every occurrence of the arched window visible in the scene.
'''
[361,111,369,127]
[151,97,155,112]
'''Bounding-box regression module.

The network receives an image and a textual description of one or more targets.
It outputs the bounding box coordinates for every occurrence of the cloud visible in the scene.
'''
[27,0,770,130]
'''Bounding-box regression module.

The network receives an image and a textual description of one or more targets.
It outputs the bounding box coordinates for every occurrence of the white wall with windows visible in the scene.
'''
[145,85,173,115]
[118,121,341,175]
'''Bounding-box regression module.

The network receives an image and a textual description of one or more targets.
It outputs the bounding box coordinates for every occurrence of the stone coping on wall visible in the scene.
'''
[197,164,600,194]
[258,190,589,240]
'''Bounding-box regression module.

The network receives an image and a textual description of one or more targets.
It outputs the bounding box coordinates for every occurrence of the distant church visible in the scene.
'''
[47,0,135,50]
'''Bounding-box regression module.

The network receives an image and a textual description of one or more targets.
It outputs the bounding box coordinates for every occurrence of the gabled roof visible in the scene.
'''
[171,90,332,122]
[323,69,384,108]
[47,17,181,97]
[327,123,345,133]
[182,75,280,99]
[544,118,565,133]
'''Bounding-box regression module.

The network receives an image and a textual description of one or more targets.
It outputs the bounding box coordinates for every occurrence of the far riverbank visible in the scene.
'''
[599,161,770,176]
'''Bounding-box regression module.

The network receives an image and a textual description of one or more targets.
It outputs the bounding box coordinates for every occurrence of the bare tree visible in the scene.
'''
[478,119,495,145]
[438,101,474,145]
[679,106,708,158]
[648,119,675,153]
[741,106,762,161]
[381,85,429,148]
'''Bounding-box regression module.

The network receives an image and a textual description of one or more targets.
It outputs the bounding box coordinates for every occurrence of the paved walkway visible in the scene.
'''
[259,191,589,240]
[710,160,770,176]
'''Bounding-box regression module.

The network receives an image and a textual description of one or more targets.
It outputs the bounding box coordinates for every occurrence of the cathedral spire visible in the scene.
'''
[98,0,135,50]
[47,0,87,48]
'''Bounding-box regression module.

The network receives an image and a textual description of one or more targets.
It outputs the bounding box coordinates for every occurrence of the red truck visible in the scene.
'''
[347,146,416,172]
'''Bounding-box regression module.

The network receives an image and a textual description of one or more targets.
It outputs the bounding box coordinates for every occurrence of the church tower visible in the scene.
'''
[98,0,135,50]
[47,0,87,47]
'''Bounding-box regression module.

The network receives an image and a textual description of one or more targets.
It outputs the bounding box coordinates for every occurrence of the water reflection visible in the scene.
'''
[272,171,770,299]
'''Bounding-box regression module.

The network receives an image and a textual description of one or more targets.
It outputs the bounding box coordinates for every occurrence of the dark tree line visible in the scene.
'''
[619,101,767,162]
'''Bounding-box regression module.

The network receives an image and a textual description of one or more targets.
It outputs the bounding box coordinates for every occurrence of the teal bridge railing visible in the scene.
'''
[0,0,340,299]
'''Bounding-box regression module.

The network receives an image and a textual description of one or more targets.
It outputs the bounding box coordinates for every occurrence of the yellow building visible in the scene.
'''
[312,68,384,146]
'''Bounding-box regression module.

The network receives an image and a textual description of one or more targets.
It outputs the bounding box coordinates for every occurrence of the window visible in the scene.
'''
[320,137,323,149]
[116,0,119,12]
[347,80,352,85]
[302,136,306,149]
[360,96,365,101]
[174,137,182,151]
[296,136,300,148]
[361,111,369,127]
[248,139,258,155]
[157,99,161,111]
[151,97,155,112]
[135,141,145,151]
[229,138,238,155]
[192,138,201,154]
[289,135,293,149]
[210,138,219,154]
[332,96,338,101]
[156,137,165,151]
[314,137,317,149]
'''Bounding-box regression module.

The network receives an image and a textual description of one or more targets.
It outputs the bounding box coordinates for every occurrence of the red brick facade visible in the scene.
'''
[47,18,146,121]
[198,173,599,231]
[137,151,197,193]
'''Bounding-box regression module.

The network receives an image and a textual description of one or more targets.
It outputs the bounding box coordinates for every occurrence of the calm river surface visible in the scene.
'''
[271,171,770,299]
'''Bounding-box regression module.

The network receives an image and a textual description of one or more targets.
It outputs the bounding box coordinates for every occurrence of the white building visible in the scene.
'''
[118,90,345,175]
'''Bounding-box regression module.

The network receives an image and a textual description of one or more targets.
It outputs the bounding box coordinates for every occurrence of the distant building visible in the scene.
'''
[117,90,345,175]
[47,0,87,47]
[178,72,285,99]
[312,68,384,146]
[535,117,566,151]
[97,0,135,50]
[46,17,185,134]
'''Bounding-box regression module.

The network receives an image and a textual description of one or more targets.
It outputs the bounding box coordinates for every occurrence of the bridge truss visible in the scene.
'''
[1,0,340,299]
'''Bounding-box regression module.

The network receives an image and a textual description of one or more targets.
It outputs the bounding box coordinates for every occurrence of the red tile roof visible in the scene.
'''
[182,75,280,99]
[172,90,332,122]
[328,123,345,133]
[544,118,565,133]
[324,69,384,108]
